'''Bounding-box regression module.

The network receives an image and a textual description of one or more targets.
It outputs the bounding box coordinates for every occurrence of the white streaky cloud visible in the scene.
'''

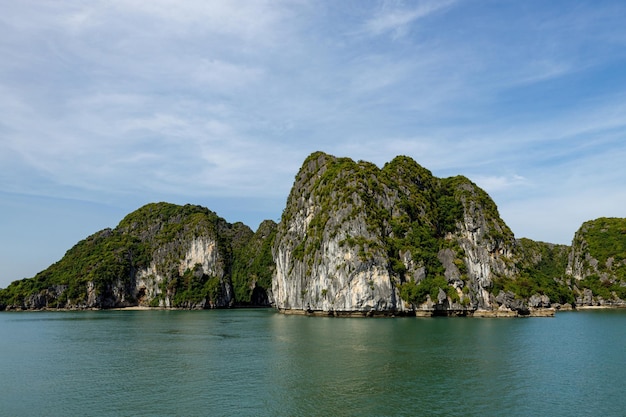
[473,94,626,165]
[341,46,471,109]
[472,175,529,194]
[107,0,294,41]
[16,0,295,44]
[363,0,456,38]
[555,98,626,141]
[6,95,300,199]
[0,0,294,107]
[509,59,573,87]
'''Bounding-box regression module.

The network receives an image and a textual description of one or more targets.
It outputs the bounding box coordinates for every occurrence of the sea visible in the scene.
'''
[1,308,624,417]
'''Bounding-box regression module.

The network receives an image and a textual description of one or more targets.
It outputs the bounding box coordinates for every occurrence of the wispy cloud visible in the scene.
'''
[473,175,529,194]
[363,0,456,38]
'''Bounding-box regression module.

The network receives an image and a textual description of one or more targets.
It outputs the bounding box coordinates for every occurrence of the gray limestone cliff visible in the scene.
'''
[272,152,549,316]
[565,218,626,306]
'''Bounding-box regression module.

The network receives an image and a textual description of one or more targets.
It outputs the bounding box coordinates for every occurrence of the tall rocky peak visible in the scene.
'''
[272,151,523,316]
[566,218,626,305]
[0,202,277,310]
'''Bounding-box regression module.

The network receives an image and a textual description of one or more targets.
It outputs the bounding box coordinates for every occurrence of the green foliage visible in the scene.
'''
[0,227,150,308]
[171,265,212,306]
[578,274,626,300]
[577,218,626,281]
[292,241,305,261]
[0,278,37,308]
[279,152,516,306]
[502,239,574,304]
[399,276,457,305]
[399,281,423,304]
[581,218,626,261]
[231,220,277,305]
[436,178,465,235]
[0,202,271,309]
[390,259,407,277]
[565,218,626,301]
[492,274,574,304]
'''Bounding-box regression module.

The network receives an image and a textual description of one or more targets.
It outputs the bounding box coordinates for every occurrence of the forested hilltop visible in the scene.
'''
[0,203,276,310]
[1,152,625,314]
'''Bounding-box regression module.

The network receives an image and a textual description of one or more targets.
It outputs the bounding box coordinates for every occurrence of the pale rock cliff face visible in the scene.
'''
[453,183,517,311]
[272,153,408,315]
[566,226,598,281]
[134,264,165,306]
[178,238,221,277]
[133,237,234,308]
[273,222,407,314]
[272,152,523,316]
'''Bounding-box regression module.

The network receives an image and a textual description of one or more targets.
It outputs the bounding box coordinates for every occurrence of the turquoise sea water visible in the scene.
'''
[1,309,624,416]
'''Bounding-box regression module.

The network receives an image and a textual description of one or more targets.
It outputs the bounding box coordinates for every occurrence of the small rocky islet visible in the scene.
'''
[1,151,625,316]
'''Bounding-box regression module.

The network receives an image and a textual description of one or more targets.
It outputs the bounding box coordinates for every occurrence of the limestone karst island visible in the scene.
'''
[1,152,625,316]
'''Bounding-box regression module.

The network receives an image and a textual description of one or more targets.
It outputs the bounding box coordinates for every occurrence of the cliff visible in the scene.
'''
[272,152,589,316]
[0,203,276,310]
[566,218,626,306]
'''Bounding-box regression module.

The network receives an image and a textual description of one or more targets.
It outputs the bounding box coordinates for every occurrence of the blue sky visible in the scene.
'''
[2,0,626,288]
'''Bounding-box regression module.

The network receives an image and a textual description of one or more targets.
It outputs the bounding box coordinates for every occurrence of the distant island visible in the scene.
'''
[1,151,625,316]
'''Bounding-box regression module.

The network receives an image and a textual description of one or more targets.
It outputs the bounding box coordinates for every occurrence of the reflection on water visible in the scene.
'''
[1,309,624,416]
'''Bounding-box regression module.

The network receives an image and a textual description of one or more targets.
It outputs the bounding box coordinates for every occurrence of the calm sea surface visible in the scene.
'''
[1,309,624,416]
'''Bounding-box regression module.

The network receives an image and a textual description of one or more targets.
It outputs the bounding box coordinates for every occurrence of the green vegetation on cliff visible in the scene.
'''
[494,239,574,304]
[275,152,626,313]
[0,227,150,308]
[570,218,626,301]
[231,220,277,305]
[577,218,626,280]
[399,276,460,305]
[2,152,625,312]
[275,152,516,311]
[0,203,276,310]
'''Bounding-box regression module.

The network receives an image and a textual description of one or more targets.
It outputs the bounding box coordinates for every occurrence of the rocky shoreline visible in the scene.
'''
[275,305,624,318]
[3,304,625,316]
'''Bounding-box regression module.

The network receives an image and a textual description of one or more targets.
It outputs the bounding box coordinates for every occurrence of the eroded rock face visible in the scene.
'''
[272,152,521,315]
[528,293,551,308]
[566,218,626,306]
[0,203,269,310]
[132,236,233,308]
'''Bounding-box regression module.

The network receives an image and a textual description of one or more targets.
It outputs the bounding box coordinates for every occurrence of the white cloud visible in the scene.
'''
[108,0,292,40]
[363,0,456,38]
[473,175,529,193]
